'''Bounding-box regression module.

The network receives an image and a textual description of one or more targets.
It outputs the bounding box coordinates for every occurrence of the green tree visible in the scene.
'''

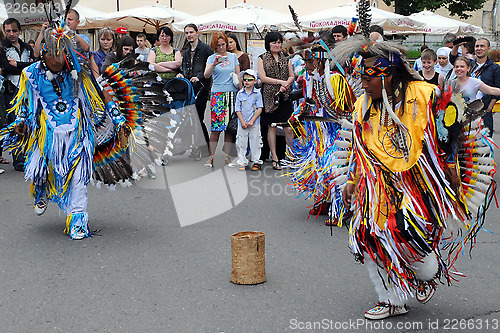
[383,0,488,19]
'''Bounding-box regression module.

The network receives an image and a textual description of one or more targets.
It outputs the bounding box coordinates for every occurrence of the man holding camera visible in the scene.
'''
[450,37,500,136]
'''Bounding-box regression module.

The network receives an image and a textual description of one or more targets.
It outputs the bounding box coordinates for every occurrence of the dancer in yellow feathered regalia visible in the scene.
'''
[335,19,496,318]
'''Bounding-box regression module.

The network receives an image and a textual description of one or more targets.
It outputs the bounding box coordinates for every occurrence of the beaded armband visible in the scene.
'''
[105,101,126,127]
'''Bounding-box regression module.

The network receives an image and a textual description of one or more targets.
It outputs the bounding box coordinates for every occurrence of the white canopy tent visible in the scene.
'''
[295,3,425,33]
[171,3,296,33]
[75,5,108,28]
[81,4,194,33]
[402,10,484,35]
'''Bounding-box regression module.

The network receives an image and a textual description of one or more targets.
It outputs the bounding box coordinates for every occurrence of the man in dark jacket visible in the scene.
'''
[1,18,35,103]
[1,18,35,170]
[450,38,500,135]
[178,24,213,153]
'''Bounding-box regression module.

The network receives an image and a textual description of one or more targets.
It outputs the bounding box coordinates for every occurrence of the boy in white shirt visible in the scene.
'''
[234,69,263,171]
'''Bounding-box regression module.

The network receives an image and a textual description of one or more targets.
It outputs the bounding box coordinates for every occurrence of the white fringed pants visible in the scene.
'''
[365,252,438,306]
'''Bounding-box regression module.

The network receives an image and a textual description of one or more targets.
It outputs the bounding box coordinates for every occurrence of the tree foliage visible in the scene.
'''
[382,0,488,19]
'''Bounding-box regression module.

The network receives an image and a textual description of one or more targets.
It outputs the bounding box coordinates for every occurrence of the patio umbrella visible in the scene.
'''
[404,10,484,35]
[83,4,194,33]
[75,5,108,28]
[296,2,425,33]
[171,3,296,33]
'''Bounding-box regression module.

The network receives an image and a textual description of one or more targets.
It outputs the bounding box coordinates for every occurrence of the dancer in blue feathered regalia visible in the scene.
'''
[2,3,176,240]
[0,11,130,240]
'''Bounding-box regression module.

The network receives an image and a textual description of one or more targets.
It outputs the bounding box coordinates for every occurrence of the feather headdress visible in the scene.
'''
[39,0,89,81]
[329,0,421,161]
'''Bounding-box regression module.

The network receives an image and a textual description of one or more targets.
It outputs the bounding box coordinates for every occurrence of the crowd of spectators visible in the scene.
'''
[1,15,500,175]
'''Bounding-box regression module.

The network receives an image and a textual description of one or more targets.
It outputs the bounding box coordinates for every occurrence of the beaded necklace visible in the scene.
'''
[312,79,334,115]
[40,58,72,115]
[41,57,63,99]
[375,97,410,161]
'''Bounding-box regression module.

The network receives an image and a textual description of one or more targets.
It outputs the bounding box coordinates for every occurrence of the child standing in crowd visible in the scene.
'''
[413,45,429,72]
[234,69,263,171]
[418,49,444,92]
[135,33,151,61]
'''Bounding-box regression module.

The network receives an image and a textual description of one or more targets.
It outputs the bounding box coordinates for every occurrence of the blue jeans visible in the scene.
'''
[482,110,494,137]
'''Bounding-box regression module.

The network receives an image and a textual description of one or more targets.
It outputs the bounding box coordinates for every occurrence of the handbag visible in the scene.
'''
[226,111,239,135]
[230,72,239,89]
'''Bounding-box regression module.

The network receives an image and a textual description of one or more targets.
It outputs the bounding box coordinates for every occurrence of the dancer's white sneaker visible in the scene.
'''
[70,225,86,240]
[34,199,48,216]
[364,302,409,320]
[416,282,436,304]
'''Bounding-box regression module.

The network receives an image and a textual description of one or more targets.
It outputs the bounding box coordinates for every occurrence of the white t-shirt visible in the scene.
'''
[455,77,483,103]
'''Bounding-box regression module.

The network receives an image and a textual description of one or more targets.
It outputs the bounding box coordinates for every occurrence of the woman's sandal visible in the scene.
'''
[0,157,9,164]
[204,156,214,168]
[224,154,232,165]
[272,160,282,170]
[238,165,246,171]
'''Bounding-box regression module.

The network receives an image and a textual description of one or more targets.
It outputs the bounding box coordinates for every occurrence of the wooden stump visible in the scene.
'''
[230,231,266,285]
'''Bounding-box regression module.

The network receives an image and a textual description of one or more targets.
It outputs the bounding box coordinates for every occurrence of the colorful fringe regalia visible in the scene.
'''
[0,61,126,239]
[0,2,177,240]
[286,70,355,224]
[95,60,174,181]
[282,10,357,224]
[347,81,496,301]
[434,87,497,262]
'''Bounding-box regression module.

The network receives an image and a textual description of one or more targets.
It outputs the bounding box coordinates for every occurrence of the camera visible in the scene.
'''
[453,36,475,46]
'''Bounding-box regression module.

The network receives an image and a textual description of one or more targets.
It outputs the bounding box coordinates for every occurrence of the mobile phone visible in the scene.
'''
[218,55,228,62]
[453,36,474,45]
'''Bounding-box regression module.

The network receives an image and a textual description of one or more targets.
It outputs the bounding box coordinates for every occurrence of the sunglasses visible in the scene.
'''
[242,78,255,81]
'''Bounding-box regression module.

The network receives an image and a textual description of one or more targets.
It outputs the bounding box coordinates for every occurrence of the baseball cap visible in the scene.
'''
[239,69,257,79]
[115,27,127,34]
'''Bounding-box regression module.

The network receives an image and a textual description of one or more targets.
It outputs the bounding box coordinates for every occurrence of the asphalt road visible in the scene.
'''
[0,135,499,333]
